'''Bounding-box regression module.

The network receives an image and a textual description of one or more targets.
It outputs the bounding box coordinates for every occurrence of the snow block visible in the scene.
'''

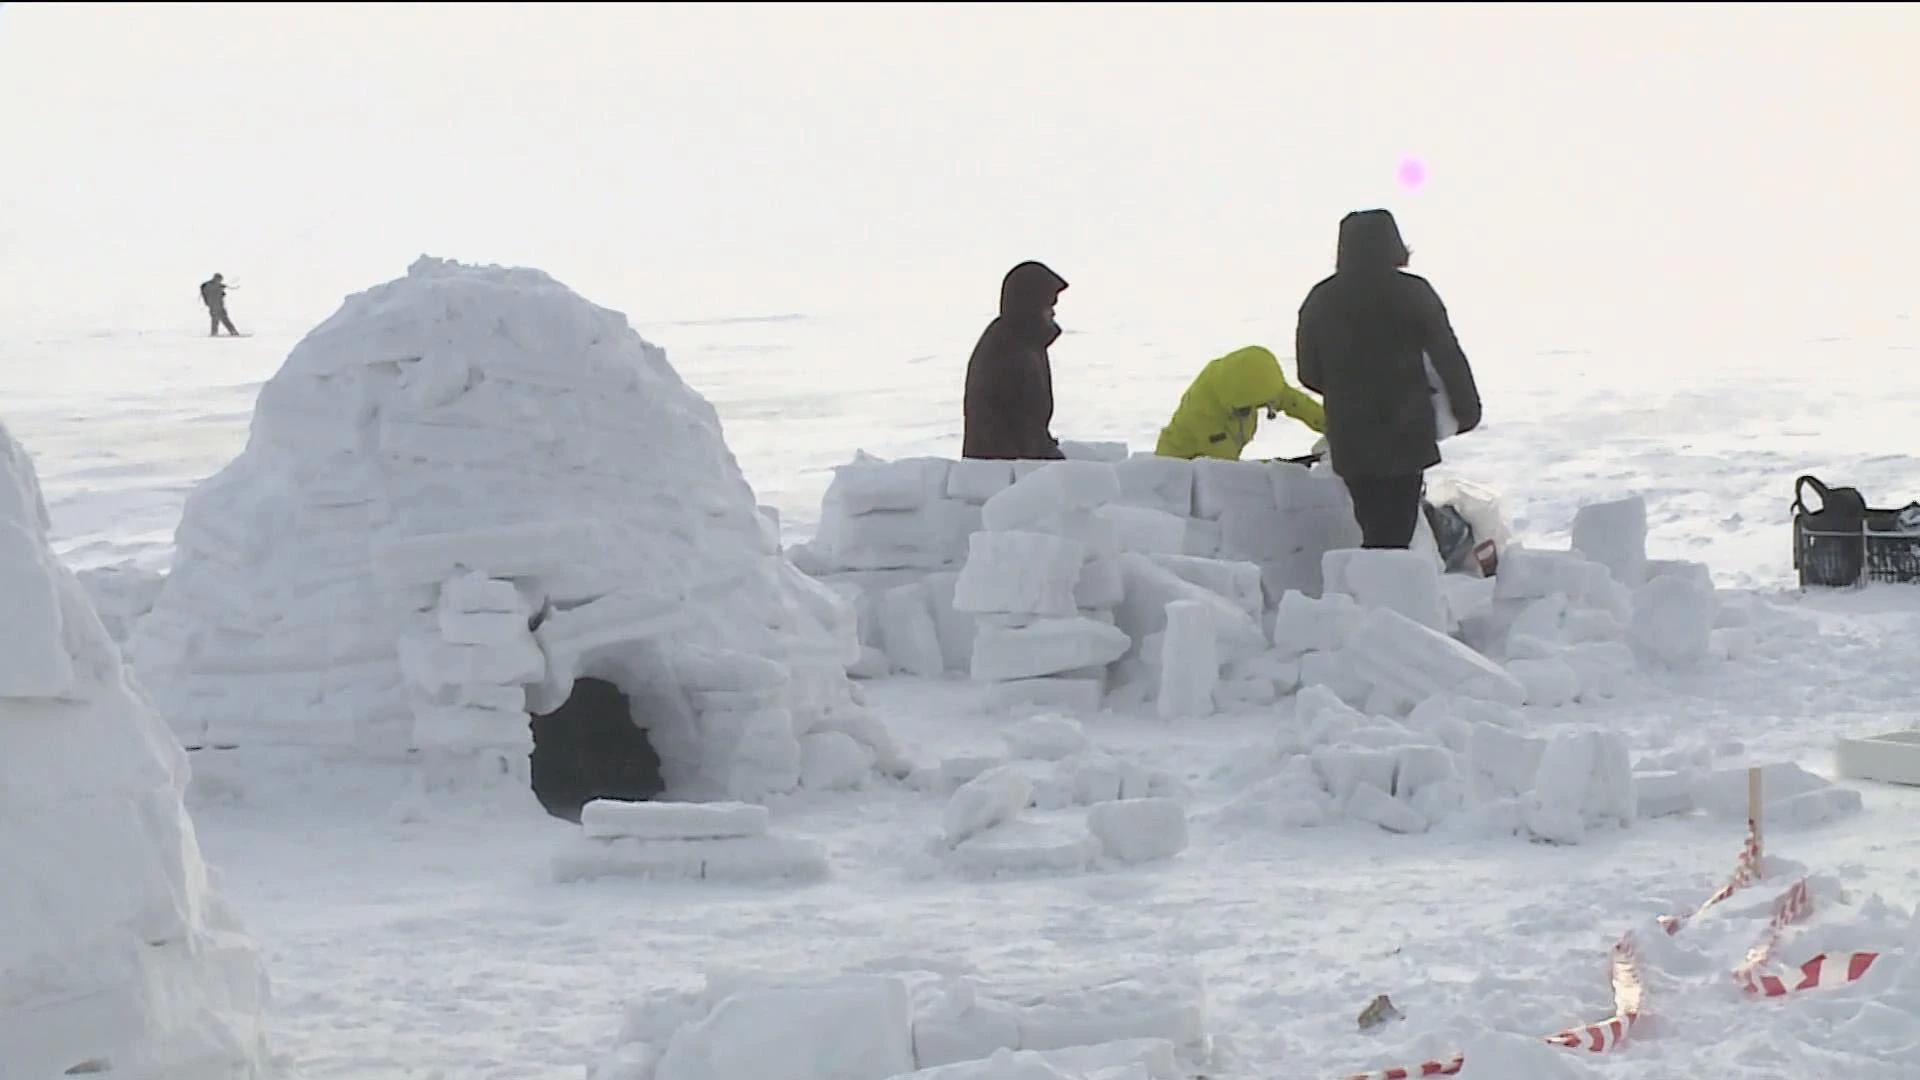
[1571,496,1649,588]
[879,583,947,678]
[1112,454,1195,518]
[946,459,1017,504]
[1343,607,1528,710]
[1155,600,1218,721]
[1190,458,1275,520]
[1112,555,1264,666]
[949,821,1102,877]
[1097,504,1190,556]
[1145,554,1263,618]
[1629,572,1717,671]
[828,456,951,516]
[580,799,770,842]
[652,974,915,1080]
[981,461,1122,533]
[971,618,1132,683]
[944,764,1036,846]
[1004,716,1094,761]
[1322,548,1449,633]
[952,531,1087,618]
[552,833,830,884]
[1087,797,1189,863]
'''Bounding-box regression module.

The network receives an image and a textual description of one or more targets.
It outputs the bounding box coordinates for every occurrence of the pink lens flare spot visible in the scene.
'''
[1396,156,1427,191]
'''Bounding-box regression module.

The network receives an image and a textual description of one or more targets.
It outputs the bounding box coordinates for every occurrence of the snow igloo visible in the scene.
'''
[128,257,900,820]
[1,419,272,1078]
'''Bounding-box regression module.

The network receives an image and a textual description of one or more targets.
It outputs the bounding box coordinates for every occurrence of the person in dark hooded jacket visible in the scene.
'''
[962,261,1070,460]
[1295,209,1482,549]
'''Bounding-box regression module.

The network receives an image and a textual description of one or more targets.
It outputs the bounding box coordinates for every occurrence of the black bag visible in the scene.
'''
[1792,475,1869,588]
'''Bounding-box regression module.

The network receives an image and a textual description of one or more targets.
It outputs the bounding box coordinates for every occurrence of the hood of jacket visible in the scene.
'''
[1334,209,1410,273]
[998,260,1069,345]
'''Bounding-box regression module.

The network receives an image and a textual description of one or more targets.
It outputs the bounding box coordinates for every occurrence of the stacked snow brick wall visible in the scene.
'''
[398,569,543,782]
[791,446,1364,694]
[957,460,1132,715]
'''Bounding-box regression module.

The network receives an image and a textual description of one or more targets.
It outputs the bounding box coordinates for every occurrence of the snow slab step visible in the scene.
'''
[552,833,829,884]
[580,799,771,841]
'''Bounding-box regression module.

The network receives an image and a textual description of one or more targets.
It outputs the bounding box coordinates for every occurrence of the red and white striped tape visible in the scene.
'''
[1732,873,1883,998]
[1334,819,1882,1080]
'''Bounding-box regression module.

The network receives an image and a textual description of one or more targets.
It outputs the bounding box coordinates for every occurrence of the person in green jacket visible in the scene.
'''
[1154,345,1326,461]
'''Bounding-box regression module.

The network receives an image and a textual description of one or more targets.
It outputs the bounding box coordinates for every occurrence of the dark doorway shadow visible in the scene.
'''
[529,676,665,823]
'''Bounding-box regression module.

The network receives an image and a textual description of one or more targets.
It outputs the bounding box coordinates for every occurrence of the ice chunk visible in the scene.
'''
[652,974,915,1080]
[828,456,951,516]
[1322,548,1449,632]
[1629,573,1716,670]
[1507,656,1581,707]
[946,459,1017,503]
[1096,504,1190,556]
[801,731,874,791]
[921,571,978,674]
[1633,770,1696,819]
[1145,554,1264,618]
[1087,797,1189,863]
[1190,458,1276,520]
[1269,589,1364,657]
[1005,716,1094,761]
[1074,558,1126,610]
[1112,455,1195,518]
[1156,600,1219,721]
[981,461,1122,533]
[1112,555,1265,665]
[879,583,946,678]
[1342,607,1528,709]
[944,764,1035,846]
[1346,784,1428,834]
[971,619,1132,682]
[949,820,1101,877]
[1060,440,1130,463]
[952,531,1087,618]
[1571,496,1649,588]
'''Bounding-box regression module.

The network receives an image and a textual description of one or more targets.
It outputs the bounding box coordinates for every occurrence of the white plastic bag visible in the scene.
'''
[1424,352,1460,440]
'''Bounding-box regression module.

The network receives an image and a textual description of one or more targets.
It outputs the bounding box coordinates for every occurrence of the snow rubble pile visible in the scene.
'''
[0,418,272,1079]
[790,450,1364,709]
[1204,494,1790,844]
[126,257,902,807]
[590,958,1214,1080]
[899,716,1193,878]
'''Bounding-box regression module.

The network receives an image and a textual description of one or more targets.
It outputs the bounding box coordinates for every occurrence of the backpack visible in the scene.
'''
[1792,475,1869,587]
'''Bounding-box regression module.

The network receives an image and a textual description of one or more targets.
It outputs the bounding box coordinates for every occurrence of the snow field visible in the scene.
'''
[13,253,1920,1080]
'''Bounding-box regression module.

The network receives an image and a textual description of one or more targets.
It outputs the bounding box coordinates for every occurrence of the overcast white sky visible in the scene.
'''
[1,2,1915,337]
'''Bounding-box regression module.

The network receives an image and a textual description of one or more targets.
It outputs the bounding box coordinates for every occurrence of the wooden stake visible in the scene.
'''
[1747,765,1764,859]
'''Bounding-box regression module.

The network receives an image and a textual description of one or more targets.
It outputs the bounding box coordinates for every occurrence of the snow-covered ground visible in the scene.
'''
[8,265,1920,1080]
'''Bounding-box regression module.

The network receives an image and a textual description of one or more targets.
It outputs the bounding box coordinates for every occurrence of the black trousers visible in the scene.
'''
[1345,473,1426,549]
[209,307,238,336]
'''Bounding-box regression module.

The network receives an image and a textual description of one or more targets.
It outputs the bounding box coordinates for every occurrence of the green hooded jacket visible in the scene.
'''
[1154,345,1326,460]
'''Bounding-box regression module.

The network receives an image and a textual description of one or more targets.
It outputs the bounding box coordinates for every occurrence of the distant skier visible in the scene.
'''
[200,273,240,337]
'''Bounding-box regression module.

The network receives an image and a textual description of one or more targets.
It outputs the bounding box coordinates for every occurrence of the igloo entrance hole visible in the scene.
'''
[528,676,665,823]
